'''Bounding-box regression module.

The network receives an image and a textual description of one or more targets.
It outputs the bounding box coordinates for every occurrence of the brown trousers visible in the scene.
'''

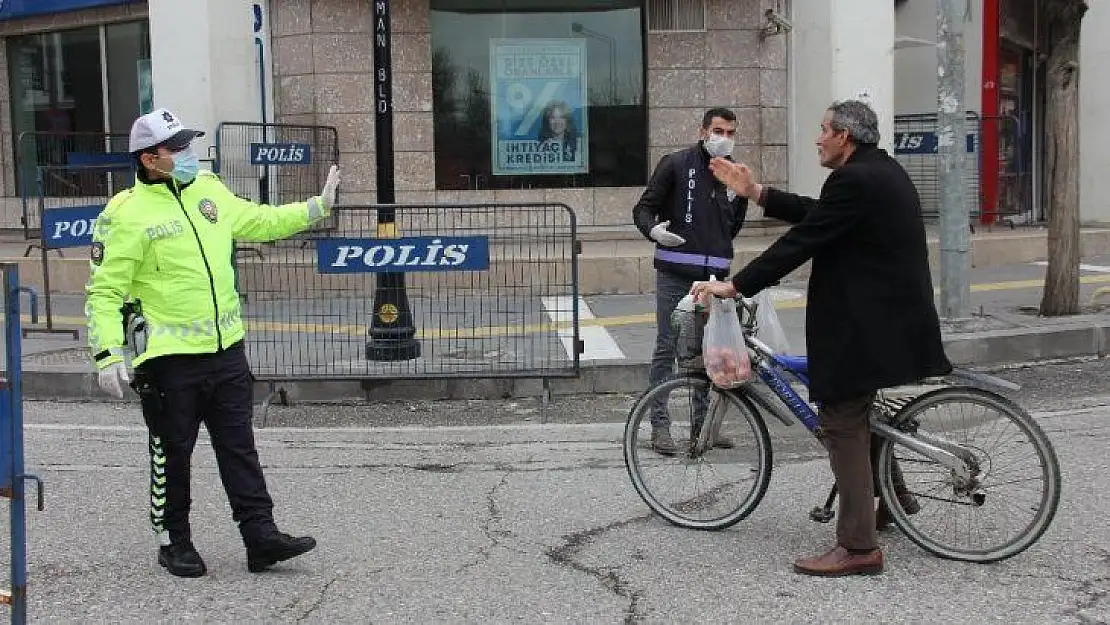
[817,393,878,551]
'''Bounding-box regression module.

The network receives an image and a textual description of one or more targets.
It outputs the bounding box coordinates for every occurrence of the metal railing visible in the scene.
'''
[0,263,45,624]
[212,121,340,248]
[235,202,581,394]
[892,112,1040,231]
[14,131,131,242]
[892,112,983,226]
[24,164,132,338]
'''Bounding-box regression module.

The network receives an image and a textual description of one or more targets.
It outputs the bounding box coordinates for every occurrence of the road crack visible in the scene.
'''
[545,514,653,624]
[274,571,344,622]
[457,466,528,573]
[1059,575,1110,625]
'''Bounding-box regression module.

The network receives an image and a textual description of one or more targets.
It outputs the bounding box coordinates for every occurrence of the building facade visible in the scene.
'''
[13,0,1099,238]
[0,0,149,226]
[894,0,1110,225]
[0,0,802,235]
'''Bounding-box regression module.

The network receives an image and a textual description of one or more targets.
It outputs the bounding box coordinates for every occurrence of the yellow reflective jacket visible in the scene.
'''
[85,169,328,370]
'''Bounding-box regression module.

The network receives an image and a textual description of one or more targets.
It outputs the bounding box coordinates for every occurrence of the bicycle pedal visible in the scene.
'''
[809,506,835,523]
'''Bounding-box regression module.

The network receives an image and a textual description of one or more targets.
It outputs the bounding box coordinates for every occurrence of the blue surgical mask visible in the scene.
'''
[171,147,199,184]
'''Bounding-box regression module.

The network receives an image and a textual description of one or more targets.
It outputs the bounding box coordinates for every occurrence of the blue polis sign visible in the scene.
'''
[0,0,140,20]
[317,237,491,274]
[41,204,103,249]
[892,131,977,155]
[249,143,312,166]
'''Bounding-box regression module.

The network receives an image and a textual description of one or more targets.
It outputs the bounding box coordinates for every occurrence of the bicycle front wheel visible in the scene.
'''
[875,386,1061,563]
[623,375,774,530]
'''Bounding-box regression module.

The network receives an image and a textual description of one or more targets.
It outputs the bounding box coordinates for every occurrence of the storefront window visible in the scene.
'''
[430,0,647,190]
[7,20,149,197]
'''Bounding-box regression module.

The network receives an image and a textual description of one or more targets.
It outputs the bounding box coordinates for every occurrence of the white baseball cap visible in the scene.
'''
[128,108,205,153]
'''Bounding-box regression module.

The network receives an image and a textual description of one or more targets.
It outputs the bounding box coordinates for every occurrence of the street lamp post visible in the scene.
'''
[366,0,421,361]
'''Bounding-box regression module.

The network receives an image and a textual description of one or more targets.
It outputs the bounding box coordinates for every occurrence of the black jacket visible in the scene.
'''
[633,143,749,280]
[730,145,952,402]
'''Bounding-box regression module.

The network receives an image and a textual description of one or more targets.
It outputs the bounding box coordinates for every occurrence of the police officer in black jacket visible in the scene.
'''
[632,107,749,455]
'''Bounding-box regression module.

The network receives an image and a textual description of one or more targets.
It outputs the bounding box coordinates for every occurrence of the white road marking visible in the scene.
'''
[1031,261,1110,273]
[542,296,626,361]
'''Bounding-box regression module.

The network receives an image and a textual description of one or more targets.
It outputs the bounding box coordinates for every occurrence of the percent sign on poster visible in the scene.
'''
[490,39,589,176]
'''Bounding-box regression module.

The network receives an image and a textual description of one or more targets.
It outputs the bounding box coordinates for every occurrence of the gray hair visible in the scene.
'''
[827,100,880,145]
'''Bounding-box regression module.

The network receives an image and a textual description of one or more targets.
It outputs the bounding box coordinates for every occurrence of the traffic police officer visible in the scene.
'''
[85,108,340,577]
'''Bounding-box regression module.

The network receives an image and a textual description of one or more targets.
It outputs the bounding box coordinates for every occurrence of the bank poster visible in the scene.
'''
[489,38,589,176]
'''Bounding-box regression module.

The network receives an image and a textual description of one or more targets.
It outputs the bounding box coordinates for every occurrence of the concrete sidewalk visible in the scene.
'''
[10,257,1110,403]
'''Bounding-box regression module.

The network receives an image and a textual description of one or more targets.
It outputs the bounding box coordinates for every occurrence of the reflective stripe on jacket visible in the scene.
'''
[85,169,327,369]
[631,143,749,280]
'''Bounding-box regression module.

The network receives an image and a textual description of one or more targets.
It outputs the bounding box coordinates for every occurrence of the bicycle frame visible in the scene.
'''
[707,299,974,481]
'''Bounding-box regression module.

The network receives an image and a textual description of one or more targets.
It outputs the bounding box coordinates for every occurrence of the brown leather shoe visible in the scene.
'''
[793,546,884,577]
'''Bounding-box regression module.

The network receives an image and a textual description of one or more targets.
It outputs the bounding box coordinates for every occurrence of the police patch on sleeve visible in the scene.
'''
[197,199,218,223]
[91,241,104,265]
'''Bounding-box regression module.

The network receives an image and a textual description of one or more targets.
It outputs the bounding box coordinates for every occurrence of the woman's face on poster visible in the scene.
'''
[548,109,568,137]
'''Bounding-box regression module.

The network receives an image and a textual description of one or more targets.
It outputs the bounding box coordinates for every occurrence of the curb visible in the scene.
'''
[22,316,1110,403]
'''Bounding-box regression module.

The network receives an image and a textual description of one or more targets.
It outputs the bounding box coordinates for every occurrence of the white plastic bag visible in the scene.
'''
[670,292,706,368]
[702,295,751,388]
[752,290,790,354]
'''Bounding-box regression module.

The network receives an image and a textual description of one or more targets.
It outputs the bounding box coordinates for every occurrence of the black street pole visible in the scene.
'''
[367,0,421,361]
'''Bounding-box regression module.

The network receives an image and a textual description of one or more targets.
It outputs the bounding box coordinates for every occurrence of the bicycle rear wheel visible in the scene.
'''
[875,386,1061,563]
[623,375,773,530]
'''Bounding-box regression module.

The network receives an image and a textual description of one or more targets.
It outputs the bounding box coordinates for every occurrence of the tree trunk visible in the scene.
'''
[1039,0,1087,316]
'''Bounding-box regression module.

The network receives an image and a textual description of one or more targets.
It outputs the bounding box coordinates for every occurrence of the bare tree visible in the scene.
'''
[1038,0,1088,315]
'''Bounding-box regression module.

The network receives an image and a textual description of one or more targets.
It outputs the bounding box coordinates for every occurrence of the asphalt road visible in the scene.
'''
[5,372,1109,623]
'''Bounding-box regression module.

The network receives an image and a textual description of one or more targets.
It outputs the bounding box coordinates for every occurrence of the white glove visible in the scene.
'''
[321,165,340,210]
[97,361,130,399]
[650,221,686,247]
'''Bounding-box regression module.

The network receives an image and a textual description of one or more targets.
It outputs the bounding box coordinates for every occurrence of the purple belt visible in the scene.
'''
[654,249,731,269]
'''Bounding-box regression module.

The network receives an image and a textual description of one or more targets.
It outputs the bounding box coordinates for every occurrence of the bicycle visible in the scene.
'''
[623,294,1061,563]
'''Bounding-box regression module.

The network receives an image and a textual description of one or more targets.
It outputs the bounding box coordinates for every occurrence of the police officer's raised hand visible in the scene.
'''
[649,221,686,247]
[320,165,340,210]
[709,157,760,199]
[98,361,131,399]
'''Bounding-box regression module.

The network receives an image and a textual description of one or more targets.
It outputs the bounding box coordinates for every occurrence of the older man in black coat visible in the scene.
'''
[692,100,952,577]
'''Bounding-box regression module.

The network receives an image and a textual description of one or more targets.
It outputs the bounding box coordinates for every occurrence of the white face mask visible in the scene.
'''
[704,133,735,158]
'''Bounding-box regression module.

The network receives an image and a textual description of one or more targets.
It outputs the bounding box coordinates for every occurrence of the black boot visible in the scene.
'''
[158,541,207,578]
[246,531,317,573]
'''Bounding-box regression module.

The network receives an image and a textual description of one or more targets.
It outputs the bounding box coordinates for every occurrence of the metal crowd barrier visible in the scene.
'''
[14,131,131,244]
[23,164,133,339]
[0,264,45,624]
[234,202,581,400]
[892,112,983,227]
[212,121,340,252]
[892,112,1041,231]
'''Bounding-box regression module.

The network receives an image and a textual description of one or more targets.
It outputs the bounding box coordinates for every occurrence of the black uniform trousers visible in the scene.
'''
[136,341,276,547]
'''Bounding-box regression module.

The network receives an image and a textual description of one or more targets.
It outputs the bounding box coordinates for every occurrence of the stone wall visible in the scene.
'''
[270,0,789,228]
